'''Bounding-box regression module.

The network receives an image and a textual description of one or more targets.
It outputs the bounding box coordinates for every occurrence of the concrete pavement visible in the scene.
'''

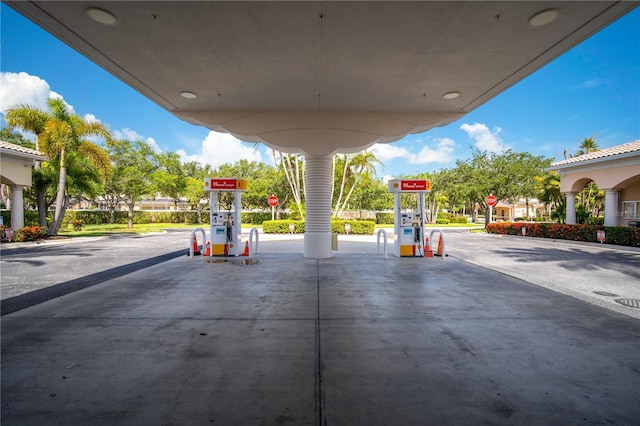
[1,229,639,425]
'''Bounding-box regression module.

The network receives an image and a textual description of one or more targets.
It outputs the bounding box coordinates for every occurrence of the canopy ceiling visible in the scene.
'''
[7,1,638,155]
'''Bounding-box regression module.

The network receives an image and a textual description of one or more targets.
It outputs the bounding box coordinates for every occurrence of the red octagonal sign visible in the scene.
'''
[268,195,279,207]
[486,194,497,207]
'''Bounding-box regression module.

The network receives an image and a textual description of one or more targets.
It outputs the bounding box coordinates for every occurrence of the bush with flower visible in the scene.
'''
[12,226,48,242]
[486,222,639,247]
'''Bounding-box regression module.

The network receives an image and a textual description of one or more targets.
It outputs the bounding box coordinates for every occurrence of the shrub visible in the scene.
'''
[435,219,450,225]
[12,226,47,242]
[1,210,42,228]
[331,220,375,235]
[262,220,375,235]
[241,211,289,224]
[450,216,469,224]
[486,222,640,247]
[71,218,84,231]
[262,220,305,233]
[375,212,394,224]
[586,217,605,225]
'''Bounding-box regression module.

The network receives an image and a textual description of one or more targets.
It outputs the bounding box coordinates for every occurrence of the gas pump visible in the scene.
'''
[204,178,247,256]
[388,179,432,257]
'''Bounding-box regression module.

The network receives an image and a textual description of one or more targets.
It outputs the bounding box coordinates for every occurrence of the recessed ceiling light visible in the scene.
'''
[443,92,460,100]
[528,9,559,27]
[180,91,197,99]
[86,7,118,26]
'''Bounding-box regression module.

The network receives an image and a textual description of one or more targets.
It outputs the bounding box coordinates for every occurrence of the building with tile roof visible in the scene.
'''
[550,140,640,226]
[0,140,47,230]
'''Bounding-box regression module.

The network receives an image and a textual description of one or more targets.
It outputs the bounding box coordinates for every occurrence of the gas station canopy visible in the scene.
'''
[6,1,637,156]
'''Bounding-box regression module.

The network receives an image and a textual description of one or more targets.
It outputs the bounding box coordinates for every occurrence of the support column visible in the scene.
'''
[565,192,576,224]
[604,189,619,227]
[304,154,333,259]
[11,185,25,229]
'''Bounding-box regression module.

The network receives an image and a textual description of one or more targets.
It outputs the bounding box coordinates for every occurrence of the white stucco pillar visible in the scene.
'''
[304,154,333,259]
[565,192,576,225]
[11,185,26,229]
[604,190,619,227]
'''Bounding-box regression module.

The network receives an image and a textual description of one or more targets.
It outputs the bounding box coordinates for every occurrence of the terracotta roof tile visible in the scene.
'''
[0,140,45,157]
[551,140,640,167]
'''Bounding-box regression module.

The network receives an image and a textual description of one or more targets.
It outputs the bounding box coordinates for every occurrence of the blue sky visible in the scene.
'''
[1,4,638,180]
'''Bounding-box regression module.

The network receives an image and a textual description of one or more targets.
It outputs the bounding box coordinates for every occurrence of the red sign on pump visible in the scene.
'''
[204,178,247,191]
[401,180,429,191]
[387,179,432,193]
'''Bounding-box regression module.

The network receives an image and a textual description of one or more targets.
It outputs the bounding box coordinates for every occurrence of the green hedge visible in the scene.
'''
[262,220,375,235]
[450,216,469,224]
[486,222,640,247]
[241,211,290,224]
[262,220,305,233]
[0,210,42,228]
[331,220,375,234]
[375,212,394,224]
[61,210,201,227]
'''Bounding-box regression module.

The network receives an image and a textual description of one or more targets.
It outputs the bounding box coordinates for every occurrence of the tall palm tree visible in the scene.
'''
[40,99,111,234]
[7,99,111,234]
[332,150,380,218]
[4,105,50,227]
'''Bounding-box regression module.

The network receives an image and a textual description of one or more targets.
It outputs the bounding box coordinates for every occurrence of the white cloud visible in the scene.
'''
[177,131,262,167]
[0,72,75,114]
[369,143,412,163]
[409,137,456,164]
[84,113,101,123]
[0,72,50,113]
[460,122,508,153]
[113,128,161,153]
[369,137,456,165]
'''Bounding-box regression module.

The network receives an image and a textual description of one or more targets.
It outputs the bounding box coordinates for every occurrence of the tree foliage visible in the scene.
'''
[5,99,111,234]
[105,139,157,228]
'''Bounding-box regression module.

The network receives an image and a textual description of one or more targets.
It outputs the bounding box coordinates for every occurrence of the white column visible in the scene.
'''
[11,185,25,229]
[393,192,401,257]
[565,192,576,224]
[304,154,333,259]
[604,190,619,227]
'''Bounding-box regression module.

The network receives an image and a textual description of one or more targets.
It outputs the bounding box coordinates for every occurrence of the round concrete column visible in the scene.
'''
[11,185,25,229]
[304,154,333,259]
[565,192,576,224]
[603,189,619,227]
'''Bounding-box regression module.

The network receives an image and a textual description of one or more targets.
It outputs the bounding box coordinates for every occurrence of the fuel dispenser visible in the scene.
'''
[387,179,432,257]
[204,177,247,256]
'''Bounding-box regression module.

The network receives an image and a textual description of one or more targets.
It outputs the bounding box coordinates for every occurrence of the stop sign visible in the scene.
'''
[268,195,279,207]
[486,194,497,207]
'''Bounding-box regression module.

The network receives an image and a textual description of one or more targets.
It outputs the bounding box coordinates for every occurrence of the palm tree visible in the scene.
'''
[575,135,600,215]
[7,99,111,234]
[332,151,380,218]
[575,135,599,156]
[4,105,50,227]
[41,99,111,234]
[535,171,563,221]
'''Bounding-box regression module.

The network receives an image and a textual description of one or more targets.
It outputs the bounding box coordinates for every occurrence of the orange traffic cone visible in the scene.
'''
[192,235,201,255]
[242,240,250,256]
[424,237,434,258]
[435,235,444,257]
[204,241,211,256]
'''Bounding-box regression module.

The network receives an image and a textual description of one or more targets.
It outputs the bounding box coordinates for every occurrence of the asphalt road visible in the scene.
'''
[1,228,639,318]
